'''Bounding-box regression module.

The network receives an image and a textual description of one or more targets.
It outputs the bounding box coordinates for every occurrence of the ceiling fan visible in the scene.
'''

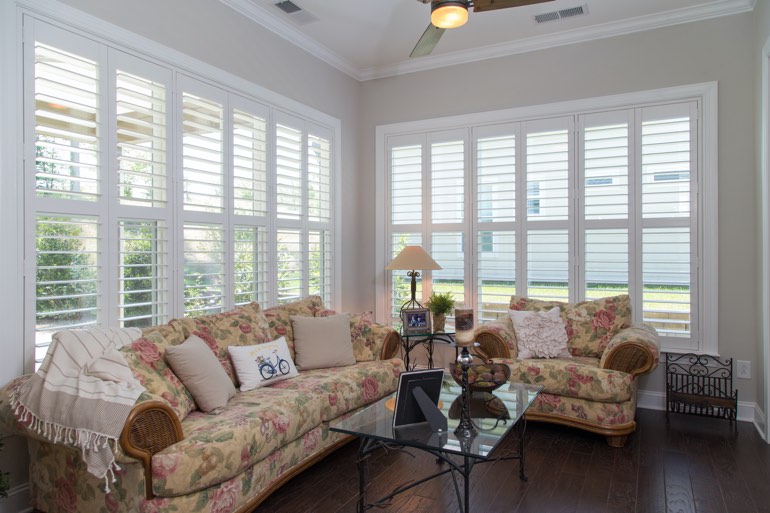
[411,0,556,58]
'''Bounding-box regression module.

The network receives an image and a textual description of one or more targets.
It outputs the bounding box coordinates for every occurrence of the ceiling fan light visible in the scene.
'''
[431,2,469,29]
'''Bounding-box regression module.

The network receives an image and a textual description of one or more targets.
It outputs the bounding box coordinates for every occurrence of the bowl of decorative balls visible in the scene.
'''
[449,361,511,392]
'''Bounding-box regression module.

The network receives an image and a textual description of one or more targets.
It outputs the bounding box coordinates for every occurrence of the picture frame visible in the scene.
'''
[401,307,431,335]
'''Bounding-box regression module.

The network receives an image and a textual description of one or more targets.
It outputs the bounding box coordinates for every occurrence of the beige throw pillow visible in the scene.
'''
[509,307,571,360]
[165,334,236,414]
[291,314,355,370]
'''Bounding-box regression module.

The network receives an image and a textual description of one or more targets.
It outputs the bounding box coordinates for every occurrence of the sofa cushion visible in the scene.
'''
[509,294,632,357]
[263,296,326,359]
[151,385,327,497]
[121,331,196,421]
[291,314,356,370]
[228,336,299,390]
[497,357,634,403]
[509,307,571,359]
[269,359,403,422]
[166,334,237,414]
[528,391,636,428]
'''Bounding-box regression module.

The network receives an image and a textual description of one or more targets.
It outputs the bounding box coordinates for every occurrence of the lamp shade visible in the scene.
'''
[431,1,469,29]
[385,246,442,271]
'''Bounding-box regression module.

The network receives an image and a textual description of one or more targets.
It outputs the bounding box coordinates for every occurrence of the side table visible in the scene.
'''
[400,330,457,370]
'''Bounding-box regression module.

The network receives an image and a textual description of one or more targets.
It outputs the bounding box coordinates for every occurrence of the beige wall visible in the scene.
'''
[359,13,759,402]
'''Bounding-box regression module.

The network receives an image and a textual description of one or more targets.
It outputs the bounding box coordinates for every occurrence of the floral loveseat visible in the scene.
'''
[473,294,659,447]
[0,296,403,513]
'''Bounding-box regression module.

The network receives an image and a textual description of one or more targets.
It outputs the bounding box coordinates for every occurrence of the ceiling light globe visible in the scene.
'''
[431,3,469,29]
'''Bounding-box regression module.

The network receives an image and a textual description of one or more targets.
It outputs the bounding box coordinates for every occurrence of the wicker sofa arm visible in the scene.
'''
[379,328,402,360]
[600,323,660,377]
[473,318,517,361]
[119,393,184,499]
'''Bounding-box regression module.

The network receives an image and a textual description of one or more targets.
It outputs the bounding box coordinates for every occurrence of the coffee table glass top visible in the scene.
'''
[330,372,542,460]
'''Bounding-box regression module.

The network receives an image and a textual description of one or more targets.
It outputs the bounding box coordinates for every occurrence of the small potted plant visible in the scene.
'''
[427,291,455,332]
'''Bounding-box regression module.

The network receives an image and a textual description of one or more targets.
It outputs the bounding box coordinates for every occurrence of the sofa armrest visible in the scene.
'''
[600,323,660,377]
[119,393,184,499]
[373,324,401,360]
[473,317,517,361]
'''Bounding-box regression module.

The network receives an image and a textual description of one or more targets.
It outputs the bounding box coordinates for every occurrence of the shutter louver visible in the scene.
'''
[309,230,333,305]
[527,229,569,301]
[584,123,628,220]
[308,134,331,222]
[35,43,100,201]
[526,130,569,221]
[391,145,422,225]
[431,140,464,223]
[643,227,691,337]
[276,124,303,220]
[183,223,225,316]
[233,110,267,217]
[35,215,100,364]
[118,220,167,327]
[117,70,167,207]
[431,232,465,306]
[276,229,303,304]
[182,93,224,213]
[642,116,691,219]
[585,228,628,299]
[477,135,515,223]
[234,225,268,305]
[477,230,515,322]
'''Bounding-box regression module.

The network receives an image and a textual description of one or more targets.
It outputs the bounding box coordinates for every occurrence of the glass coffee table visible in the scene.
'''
[330,372,542,513]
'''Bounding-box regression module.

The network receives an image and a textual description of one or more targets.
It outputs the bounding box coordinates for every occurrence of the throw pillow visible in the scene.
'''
[290,313,356,370]
[509,307,571,360]
[165,334,236,414]
[227,336,299,390]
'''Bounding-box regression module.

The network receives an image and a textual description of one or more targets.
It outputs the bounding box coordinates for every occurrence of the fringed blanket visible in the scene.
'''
[11,328,145,489]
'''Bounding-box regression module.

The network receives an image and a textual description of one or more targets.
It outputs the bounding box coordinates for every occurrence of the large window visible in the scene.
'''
[24,19,337,367]
[377,86,717,354]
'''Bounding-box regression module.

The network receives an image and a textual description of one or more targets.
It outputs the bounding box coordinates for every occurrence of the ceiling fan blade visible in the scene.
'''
[472,0,555,13]
[410,24,445,58]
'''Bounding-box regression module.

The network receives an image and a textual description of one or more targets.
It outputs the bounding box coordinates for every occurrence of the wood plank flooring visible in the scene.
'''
[253,409,770,513]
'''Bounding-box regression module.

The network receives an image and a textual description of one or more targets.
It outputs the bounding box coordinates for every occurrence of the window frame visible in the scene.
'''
[375,83,718,355]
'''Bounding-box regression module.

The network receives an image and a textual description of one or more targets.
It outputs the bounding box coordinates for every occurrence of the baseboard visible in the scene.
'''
[0,482,32,513]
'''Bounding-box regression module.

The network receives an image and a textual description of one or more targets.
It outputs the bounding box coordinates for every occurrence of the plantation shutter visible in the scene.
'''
[276,123,303,220]
[232,109,268,217]
[475,125,517,320]
[276,229,303,303]
[118,220,168,327]
[182,92,224,213]
[233,225,268,305]
[183,223,225,316]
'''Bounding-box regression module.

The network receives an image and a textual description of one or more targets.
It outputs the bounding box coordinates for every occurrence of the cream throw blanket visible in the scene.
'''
[11,328,145,488]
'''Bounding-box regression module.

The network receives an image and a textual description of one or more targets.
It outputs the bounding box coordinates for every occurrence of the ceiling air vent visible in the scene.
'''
[273,0,318,25]
[534,4,587,24]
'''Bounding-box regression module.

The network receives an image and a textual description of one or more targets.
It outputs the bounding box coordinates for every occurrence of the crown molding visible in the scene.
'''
[221,0,755,82]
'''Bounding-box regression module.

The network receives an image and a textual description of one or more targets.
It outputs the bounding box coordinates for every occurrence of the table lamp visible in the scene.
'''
[385,245,442,312]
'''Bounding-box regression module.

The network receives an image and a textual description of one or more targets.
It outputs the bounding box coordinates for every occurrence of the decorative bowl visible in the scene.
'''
[449,362,511,392]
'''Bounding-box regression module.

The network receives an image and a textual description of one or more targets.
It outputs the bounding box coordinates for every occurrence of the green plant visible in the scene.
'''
[427,291,455,316]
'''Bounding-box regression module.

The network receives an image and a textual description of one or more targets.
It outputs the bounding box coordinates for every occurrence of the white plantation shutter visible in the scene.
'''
[309,230,333,305]
[233,225,268,305]
[116,70,167,207]
[276,123,303,220]
[583,119,629,221]
[477,132,516,223]
[183,223,225,316]
[642,227,691,338]
[182,93,224,213]
[35,42,100,201]
[118,220,168,327]
[432,232,465,306]
[642,113,691,219]
[477,230,516,321]
[527,230,569,301]
[391,143,422,225]
[35,215,100,364]
[584,228,628,299]
[233,109,267,217]
[525,126,570,221]
[308,134,331,223]
[276,229,303,304]
[431,139,464,223]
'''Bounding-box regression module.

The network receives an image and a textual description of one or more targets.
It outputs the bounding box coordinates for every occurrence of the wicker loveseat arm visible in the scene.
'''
[600,323,660,377]
[379,328,402,360]
[473,318,517,361]
[119,394,184,499]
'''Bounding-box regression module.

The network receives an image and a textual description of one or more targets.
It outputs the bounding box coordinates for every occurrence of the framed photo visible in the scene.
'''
[402,308,431,335]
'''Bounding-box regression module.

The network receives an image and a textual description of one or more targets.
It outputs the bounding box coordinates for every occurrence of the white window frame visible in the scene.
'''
[2,2,342,373]
[376,83,718,355]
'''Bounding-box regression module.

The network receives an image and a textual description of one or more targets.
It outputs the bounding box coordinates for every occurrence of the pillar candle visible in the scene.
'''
[454,306,474,346]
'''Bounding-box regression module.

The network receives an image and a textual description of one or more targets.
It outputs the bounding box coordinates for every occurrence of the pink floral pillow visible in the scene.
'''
[509,307,571,360]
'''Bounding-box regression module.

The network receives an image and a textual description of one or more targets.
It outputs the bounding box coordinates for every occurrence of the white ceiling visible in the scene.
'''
[221,0,755,81]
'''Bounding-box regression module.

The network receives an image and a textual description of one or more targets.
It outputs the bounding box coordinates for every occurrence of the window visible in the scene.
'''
[23,19,337,367]
[378,85,717,354]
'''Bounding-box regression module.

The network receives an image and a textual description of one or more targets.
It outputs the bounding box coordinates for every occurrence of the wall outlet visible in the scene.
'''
[737,360,751,379]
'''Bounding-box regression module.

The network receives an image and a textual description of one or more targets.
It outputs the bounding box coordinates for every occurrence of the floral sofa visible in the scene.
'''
[0,296,403,513]
[473,294,659,447]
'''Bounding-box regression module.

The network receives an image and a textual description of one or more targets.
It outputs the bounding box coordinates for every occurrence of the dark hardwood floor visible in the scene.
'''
[253,409,770,513]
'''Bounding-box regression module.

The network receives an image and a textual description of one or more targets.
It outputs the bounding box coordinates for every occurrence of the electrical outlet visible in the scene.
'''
[737,360,751,379]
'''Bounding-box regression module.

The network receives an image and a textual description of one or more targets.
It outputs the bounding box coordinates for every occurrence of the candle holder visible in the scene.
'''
[453,346,477,439]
